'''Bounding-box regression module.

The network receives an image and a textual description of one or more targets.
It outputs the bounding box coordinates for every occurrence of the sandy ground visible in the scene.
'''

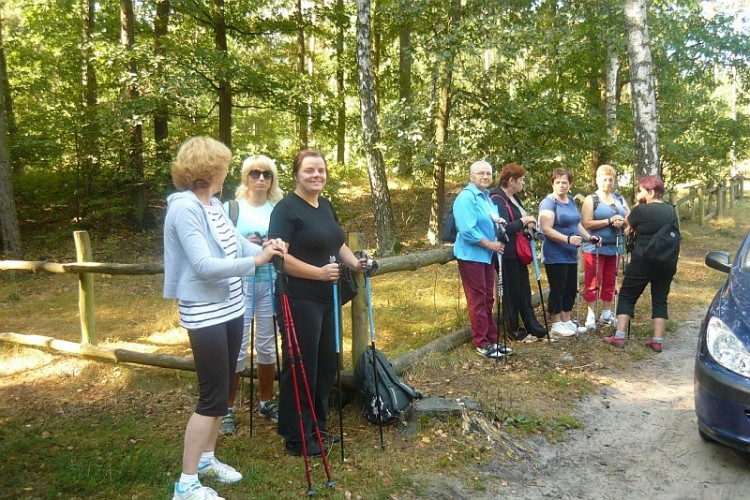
[422,313,750,499]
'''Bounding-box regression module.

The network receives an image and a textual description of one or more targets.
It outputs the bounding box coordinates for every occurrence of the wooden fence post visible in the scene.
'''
[347,233,368,368]
[74,231,97,345]
[697,186,705,227]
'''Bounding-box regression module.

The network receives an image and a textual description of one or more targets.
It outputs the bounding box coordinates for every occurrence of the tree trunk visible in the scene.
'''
[296,0,309,149]
[153,0,171,172]
[427,0,460,245]
[605,46,620,148]
[0,59,21,259]
[355,0,398,255]
[213,0,232,149]
[121,0,148,228]
[624,0,660,179]
[398,26,412,176]
[0,10,17,174]
[80,0,99,209]
[428,76,452,244]
[335,0,346,164]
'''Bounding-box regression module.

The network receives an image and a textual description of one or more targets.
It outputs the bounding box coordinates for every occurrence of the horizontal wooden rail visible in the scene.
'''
[0,260,164,275]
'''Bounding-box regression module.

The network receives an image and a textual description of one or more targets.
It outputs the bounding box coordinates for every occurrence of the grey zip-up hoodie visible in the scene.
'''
[163,190,262,303]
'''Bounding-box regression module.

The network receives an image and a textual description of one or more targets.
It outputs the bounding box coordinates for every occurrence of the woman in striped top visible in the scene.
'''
[164,137,285,500]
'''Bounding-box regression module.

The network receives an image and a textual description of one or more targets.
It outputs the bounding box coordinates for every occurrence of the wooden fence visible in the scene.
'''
[672,176,745,225]
[0,231,458,382]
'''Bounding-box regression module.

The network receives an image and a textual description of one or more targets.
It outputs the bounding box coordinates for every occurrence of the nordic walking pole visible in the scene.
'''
[275,257,315,495]
[274,256,335,495]
[576,246,582,334]
[329,256,346,463]
[574,245,588,335]
[621,230,632,340]
[495,221,509,362]
[593,245,600,334]
[529,231,551,342]
[495,251,508,364]
[363,252,385,450]
[249,276,256,435]
[270,276,281,377]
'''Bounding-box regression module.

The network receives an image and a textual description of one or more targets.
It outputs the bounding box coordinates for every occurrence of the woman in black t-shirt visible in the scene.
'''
[603,175,677,353]
[268,149,366,456]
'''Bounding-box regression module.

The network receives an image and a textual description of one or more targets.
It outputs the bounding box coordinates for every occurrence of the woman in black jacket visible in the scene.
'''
[491,163,547,342]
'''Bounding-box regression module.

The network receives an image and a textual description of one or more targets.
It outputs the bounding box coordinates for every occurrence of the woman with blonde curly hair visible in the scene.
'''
[164,137,285,500]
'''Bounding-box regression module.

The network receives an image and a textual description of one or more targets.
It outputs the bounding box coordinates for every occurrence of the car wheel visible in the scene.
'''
[698,427,715,443]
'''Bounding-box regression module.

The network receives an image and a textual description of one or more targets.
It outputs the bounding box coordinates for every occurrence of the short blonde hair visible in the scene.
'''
[596,164,616,179]
[171,137,231,191]
[234,154,284,204]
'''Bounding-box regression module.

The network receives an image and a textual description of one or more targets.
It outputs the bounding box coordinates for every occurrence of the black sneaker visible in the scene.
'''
[284,439,329,457]
[475,345,504,359]
[492,343,514,355]
[259,401,279,422]
[510,327,538,343]
[319,431,342,444]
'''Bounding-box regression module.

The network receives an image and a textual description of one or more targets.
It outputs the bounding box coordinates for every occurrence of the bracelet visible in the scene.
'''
[566,235,571,245]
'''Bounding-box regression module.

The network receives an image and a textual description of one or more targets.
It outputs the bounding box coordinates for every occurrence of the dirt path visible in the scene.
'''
[422,313,750,499]
[500,313,750,499]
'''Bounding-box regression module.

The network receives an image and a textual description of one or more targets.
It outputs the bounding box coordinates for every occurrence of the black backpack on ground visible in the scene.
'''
[354,347,423,424]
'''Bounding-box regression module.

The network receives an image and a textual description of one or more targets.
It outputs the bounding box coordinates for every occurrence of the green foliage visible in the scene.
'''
[3,0,749,235]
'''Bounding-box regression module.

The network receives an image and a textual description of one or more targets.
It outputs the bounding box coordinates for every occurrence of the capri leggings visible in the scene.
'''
[544,263,578,314]
[615,256,675,319]
[188,314,244,416]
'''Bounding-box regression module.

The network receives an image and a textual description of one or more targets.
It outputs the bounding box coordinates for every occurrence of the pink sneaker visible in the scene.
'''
[603,335,626,349]
[645,340,663,353]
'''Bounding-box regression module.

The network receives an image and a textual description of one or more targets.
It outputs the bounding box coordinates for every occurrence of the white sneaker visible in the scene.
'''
[599,312,615,327]
[197,457,242,484]
[551,322,576,337]
[173,482,225,500]
[585,312,596,330]
[564,320,582,335]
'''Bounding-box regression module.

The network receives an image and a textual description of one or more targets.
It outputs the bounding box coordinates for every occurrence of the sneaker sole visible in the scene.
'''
[552,331,577,337]
[603,340,626,349]
[198,472,242,485]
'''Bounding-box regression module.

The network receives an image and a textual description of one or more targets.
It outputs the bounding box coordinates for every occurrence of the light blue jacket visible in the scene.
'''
[452,183,500,264]
[163,190,263,303]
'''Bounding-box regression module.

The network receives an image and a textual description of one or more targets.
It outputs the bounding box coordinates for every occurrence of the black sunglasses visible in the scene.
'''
[248,169,273,180]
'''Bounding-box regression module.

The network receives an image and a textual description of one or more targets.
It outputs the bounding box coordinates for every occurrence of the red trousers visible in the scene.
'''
[583,252,619,303]
[457,259,498,348]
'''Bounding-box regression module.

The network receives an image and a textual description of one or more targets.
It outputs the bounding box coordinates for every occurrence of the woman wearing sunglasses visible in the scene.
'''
[221,155,284,435]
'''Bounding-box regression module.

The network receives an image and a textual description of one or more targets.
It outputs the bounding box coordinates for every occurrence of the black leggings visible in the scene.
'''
[544,263,578,314]
[188,315,244,417]
[276,297,337,443]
